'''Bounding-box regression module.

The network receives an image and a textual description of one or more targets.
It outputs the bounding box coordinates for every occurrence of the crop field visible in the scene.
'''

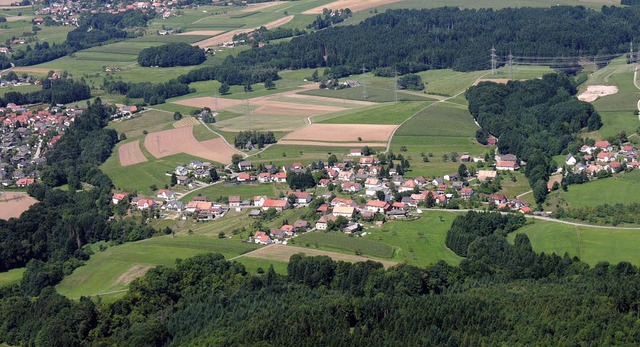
[246,244,398,268]
[56,235,260,300]
[118,140,148,166]
[180,183,278,202]
[547,170,640,209]
[0,192,38,220]
[0,268,25,287]
[318,101,427,124]
[144,126,241,164]
[508,220,640,266]
[294,232,395,259]
[107,110,175,139]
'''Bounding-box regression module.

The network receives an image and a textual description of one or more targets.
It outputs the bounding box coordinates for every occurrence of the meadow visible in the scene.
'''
[180,183,279,202]
[547,170,640,209]
[318,101,427,124]
[294,232,395,259]
[0,268,25,287]
[508,220,640,266]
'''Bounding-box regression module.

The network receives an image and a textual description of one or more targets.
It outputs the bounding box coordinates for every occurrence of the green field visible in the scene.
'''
[547,170,640,209]
[0,268,25,288]
[107,109,175,139]
[180,183,279,202]
[192,124,218,141]
[294,232,395,259]
[56,235,260,300]
[318,101,428,124]
[508,220,640,266]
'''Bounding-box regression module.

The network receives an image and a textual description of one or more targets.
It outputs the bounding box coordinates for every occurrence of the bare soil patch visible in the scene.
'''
[474,78,511,85]
[240,1,284,12]
[578,85,619,102]
[283,123,396,142]
[303,0,402,14]
[115,265,153,285]
[277,140,386,147]
[193,15,293,48]
[144,126,242,164]
[0,0,17,5]
[118,140,148,167]
[177,30,223,36]
[0,192,37,220]
[173,117,201,128]
[11,67,58,75]
[246,244,397,268]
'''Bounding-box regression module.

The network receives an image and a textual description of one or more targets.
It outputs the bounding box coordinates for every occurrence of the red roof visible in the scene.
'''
[264,199,287,208]
[594,140,611,149]
[496,161,517,168]
[367,200,388,208]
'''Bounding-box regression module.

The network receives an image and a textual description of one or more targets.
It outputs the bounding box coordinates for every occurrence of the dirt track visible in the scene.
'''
[118,141,148,167]
[192,15,294,48]
[245,244,397,268]
[144,126,242,164]
[302,0,403,14]
[0,192,37,220]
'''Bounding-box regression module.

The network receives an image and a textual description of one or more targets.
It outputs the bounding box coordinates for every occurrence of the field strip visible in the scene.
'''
[118,140,148,167]
[178,30,224,36]
[0,192,37,220]
[239,244,398,268]
[286,93,378,106]
[240,1,285,12]
[302,0,404,14]
[277,140,387,147]
[192,15,294,48]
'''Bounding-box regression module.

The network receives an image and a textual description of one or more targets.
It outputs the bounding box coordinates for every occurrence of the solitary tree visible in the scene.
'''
[219,83,230,95]
[173,112,183,120]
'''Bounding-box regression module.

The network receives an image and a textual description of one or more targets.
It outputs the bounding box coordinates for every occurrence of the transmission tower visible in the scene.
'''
[631,41,635,64]
[361,64,368,99]
[508,51,514,80]
[393,69,399,102]
[490,46,497,75]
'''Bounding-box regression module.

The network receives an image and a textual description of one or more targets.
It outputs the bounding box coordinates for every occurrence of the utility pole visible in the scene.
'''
[361,64,368,100]
[491,46,497,75]
[508,51,514,80]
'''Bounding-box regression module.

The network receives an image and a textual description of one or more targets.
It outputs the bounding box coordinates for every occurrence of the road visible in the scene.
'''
[428,208,640,230]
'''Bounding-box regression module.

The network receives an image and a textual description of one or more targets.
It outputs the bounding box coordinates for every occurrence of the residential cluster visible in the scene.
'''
[565,140,639,176]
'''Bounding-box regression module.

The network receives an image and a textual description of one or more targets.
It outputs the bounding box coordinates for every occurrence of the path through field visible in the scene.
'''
[192,15,294,48]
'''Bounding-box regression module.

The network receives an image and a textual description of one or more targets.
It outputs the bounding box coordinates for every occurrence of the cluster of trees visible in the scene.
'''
[553,203,640,225]
[233,130,276,149]
[137,43,205,67]
[307,8,352,30]
[397,73,424,90]
[176,58,280,87]
[220,6,640,77]
[2,78,90,106]
[445,211,526,256]
[103,78,192,105]
[233,26,307,44]
[286,169,315,190]
[6,218,640,345]
[466,73,601,205]
[0,54,11,70]
[13,11,152,66]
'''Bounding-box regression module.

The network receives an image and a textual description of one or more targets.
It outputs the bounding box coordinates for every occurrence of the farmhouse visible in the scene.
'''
[316,214,337,230]
[366,200,389,213]
[262,199,289,211]
[333,205,355,218]
[229,196,241,207]
[496,161,519,171]
[252,231,272,245]
[238,161,252,171]
[289,191,312,204]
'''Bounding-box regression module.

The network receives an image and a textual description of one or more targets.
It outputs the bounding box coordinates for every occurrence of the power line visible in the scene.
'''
[361,64,368,100]
[490,46,497,75]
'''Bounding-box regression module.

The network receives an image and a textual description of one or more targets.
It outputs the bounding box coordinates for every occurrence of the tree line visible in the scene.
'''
[233,130,276,149]
[103,78,193,105]
[1,78,90,106]
[4,211,640,345]
[137,43,205,67]
[465,73,601,205]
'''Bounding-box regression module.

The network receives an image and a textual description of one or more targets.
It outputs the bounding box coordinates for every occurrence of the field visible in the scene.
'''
[294,232,395,258]
[118,140,148,166]
[281,123,396,145]
[144,126,241,164]
[509,220,640,266]
[0,192,38,220]
[56,235,260,300]
[302,0,404,14]
[180,183,279,202]
[245,244,398,268]
[547,170,640,209]
[318,101,427,124]
[192,15,295,48]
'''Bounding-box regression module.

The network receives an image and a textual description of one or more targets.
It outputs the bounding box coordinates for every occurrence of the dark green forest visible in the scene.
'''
[465,73,601,205]
[3,212,640,346]
[137,43,206,67]
[1,78,90,106]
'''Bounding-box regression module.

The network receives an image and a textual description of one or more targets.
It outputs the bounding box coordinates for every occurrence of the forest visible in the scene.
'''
[465,73,601,205]
[137,43,206,67]
[103,78,193,105]
[220,6,640,76]
[233,130,276,149]
[1,78,90,106]
[3,212,640,345]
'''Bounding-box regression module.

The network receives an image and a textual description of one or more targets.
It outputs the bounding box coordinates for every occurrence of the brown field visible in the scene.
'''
[118,140,148,167]
[241,1,284,12]
[254,100,346,116]
[144,126,242,164]
[115,265,153,285]
[173,117,201,128]
[302,0,403,14]
[177,30,223,36]
[246,244,398,268]
[0,0,16,5]
[578,85,618,102]
[174,96,245,110]
[283,123,396,142]
[192,15,294,48]
[0,192,38,220]
[277,140,386,147]
[11,67,58,75]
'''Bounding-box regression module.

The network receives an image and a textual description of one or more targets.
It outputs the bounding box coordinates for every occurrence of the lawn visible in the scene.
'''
[180,183,279,202]
[0,268,25,288]
[56,235,259,300]
[192,124,218,141]
[546,170,640,209]
[294,232,395,259]
[318,101,428,125]
[508,220,640,266]
[252,145,378,166]
[0,84,40,97]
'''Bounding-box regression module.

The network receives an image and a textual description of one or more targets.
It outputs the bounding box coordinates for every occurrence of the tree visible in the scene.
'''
[209,169,219,182]
[171,173,177,186]
[231,154,243,166]
[173,112,183,120]
[219,83,230,95]
[243,83,253,92]
[458,164,468,178]
[375,190,386,201]
[264,79,275,89]
[119,133,127,141]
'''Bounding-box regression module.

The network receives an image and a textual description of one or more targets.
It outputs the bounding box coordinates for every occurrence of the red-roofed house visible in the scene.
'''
[488,194,507,205]
[112,193,128,204]
[496,161,519,171]
[290,191,312,204]
[237,173,252,182]
[156,189,174,200]
[366,200,389,213]
[136,199,156,210]
[460,187,474,200]
[262,199,289,211]
[252,231,272,245]
[594,140,612,151]
[274,172,287,183]
[341,181,361,192]
[596,151,612,163]
[350,148,362,156]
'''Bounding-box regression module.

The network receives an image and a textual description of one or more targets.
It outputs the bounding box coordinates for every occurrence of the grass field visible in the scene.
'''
[508,220,640,266]
[547,170,640,209]
[180,183,279,202]
[192,124,218,141]
[0,268,25,287]
[56,235,260,300]
[294,232,395,259]
[318,101,427,124]
[107,109,175,139]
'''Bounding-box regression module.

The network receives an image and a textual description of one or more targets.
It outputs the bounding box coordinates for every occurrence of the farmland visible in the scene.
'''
[547,170,640,209]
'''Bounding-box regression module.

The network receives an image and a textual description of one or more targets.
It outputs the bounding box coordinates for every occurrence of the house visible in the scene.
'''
[257,172,272,183]
[487,136,498,146]
[460,155,471,162]
[316,214,337,230]
[444,173,459,181]
[293,220,310,231]
[156,189,174,200]
[262,199,289,211]
[437,185,447,196]
[496,161,518,171]
[338,170,355,181]
[136,199,155,210]
[270,228,286,239]
[229,196,241,207]
[460,187,474,200]
[350,148,362,156]
[253,195,267,207]
[386,209,407,219]
[187,160,203,170]
[431,177,444,186]
[290,191,312,204]
[519,206,532,214]
[316,204,330,214]
[238,161,252,171]
[399,180,417,193]
[333,205,355,218]
[317,178,331,187]
[176,175,192,186]
[249,209,262,218]
[274,172,287,183]
[237,173,252,182]
[565,154,577,166]
[175,166,188,176]
[488,194,507,205]
[165,200,184,212]
[359,157,377,166]
[331,198,357,207]
[596,151,612,163]
[609,161,622,172]
[364,177,381,188]
[366,200,389,213]
[343,222,361,233]
[252,231,272,245]
[16,178,35,187]
[414,176,427,186]
[112,193,128,204]
[594,140,612,152]
[401,196,416,207]
[341,182,362,192]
